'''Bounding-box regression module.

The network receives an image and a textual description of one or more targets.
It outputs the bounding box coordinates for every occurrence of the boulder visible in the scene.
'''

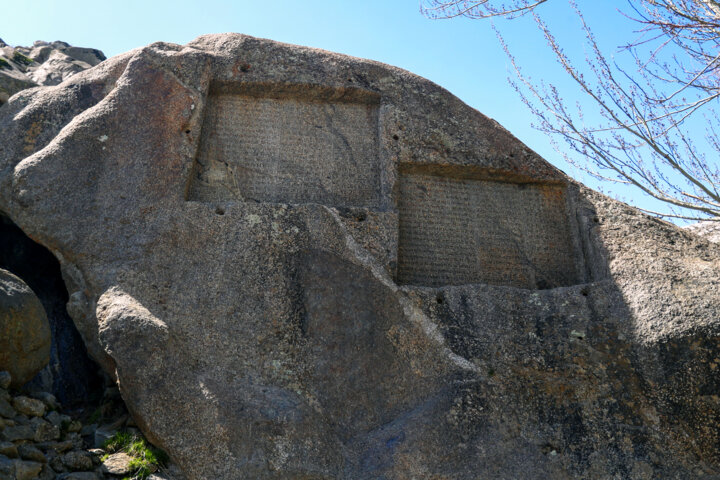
[1,33,720,479]
[0,269,51,387]
[12,396,46,417]
[0,215,104,408]
[0,40,105,105]
[685,219,720,243]
[0,66,36,104]
[12,459,42,480]
[61,450,93,471]
[100,452,133,475]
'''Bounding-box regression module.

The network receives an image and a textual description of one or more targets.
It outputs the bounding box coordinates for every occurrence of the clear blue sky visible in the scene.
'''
[2,0,674,217]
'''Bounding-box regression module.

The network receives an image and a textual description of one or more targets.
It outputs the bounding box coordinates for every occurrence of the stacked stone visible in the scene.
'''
[0,370,98,479]
[0,371,179,480]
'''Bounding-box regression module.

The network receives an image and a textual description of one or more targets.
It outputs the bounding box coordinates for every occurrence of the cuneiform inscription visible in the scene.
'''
[397,173,579,289]
[188,93,380,207]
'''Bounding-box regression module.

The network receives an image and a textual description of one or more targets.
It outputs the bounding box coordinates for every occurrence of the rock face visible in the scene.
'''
[685,220,720,243]
[1,34,720,479]
[0,40,105,104]
[0,269,50,387]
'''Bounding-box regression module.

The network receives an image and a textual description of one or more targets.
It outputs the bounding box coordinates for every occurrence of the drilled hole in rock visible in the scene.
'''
[0,214,104,408]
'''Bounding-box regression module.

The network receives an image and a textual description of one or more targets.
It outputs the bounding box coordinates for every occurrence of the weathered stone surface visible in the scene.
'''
[30,392,60,411]
[0,397,15,419]
[12,396,46,417]
[0,454,13,477]
[49,454,65,473]
[0,66,36,105]
[30,417,60,442]
[40,439,74,454]
[0,372,10,390]
[101,452,133,475]
[0,40,105,104]
[1,33,720,479]
[1,425,33,442]
[17,444,46,463]
[62,450,93,471]
[57,472,98,480]
[12,459,42,480]
[0,269,51,387]
[685,219,720,243]
[44,410,66,427]
[0,442,17,458]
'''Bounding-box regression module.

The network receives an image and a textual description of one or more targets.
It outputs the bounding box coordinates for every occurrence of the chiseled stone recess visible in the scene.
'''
[1,33,720,479]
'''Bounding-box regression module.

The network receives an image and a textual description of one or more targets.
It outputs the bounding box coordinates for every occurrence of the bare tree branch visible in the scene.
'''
[420,0,550,19]
[422,0,720,219]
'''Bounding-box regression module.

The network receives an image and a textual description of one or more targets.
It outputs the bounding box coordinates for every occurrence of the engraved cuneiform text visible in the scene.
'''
[397,174,578,289]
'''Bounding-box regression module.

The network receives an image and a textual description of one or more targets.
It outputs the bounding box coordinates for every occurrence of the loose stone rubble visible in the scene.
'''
[0,370,181,480]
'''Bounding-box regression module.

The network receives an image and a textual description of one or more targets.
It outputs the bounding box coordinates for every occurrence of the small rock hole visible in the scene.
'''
[580,287,589,297]
[185,130,191,134]
[240,63,250,72]
[392,134,399,140]
[541,444,559,456]
[356,213,366,222]
[215,207,225,215]
[436,295,444,304]
[593,216,600,223]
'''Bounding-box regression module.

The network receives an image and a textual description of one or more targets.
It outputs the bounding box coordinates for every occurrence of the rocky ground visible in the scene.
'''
[0,371,183,480]
[0,39,104,104]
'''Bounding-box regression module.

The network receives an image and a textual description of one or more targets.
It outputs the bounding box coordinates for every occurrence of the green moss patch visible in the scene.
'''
[102,430,169,479]
[12,51,33,66]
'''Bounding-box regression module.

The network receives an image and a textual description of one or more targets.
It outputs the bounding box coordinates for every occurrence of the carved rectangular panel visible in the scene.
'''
[187,91,380,207]
[397,173,579,289]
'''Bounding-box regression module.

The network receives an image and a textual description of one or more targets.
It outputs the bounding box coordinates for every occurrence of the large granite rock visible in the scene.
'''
[1,34,719,479]
[686,220,720,243]
[0,269,50,387]
[0,40,105,104]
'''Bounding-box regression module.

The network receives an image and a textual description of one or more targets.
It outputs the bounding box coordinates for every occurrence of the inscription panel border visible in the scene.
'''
[396,167,582,289]
[186,83,384,208]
